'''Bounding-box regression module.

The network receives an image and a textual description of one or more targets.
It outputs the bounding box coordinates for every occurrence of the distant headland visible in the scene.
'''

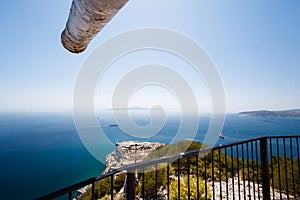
[239,109,300,117]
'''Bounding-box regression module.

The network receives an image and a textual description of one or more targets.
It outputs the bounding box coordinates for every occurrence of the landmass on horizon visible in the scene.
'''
[105,106,161,111]
[239,109,300,118]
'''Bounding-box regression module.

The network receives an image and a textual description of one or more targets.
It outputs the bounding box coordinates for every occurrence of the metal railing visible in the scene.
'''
[36,135,300,200]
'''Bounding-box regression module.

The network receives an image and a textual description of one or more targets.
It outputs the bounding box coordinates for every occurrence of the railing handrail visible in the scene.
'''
[35,135,300,200]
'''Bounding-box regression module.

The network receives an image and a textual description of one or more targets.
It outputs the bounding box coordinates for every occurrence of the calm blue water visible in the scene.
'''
[0,112,300,199]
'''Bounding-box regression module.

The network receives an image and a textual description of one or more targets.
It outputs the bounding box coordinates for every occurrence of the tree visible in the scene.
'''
[169,175,212,200]
[81,173,126,200]
[270,155,300,196]
[136,163,173,198]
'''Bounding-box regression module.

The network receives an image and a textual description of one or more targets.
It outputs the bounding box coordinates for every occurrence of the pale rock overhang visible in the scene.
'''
[61,0,128,53]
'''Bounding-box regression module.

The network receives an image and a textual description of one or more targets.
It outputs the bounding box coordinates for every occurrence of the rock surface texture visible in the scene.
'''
[62,0,128,53]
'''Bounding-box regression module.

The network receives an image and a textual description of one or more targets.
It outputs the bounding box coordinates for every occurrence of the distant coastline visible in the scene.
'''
[239,109,300,118]
[106,106,149,111]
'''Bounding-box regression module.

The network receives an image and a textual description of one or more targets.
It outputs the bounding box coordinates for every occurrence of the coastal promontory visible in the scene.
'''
[239,109,300,117]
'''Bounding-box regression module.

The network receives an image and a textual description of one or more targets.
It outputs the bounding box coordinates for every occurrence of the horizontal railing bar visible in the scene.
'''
[35,171,118,200]
[35,177,96,200]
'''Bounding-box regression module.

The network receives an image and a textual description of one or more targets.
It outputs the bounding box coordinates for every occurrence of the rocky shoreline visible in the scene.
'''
[105,141,165,172]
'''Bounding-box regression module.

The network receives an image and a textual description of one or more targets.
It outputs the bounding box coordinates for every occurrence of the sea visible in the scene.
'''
[0,111,300,200]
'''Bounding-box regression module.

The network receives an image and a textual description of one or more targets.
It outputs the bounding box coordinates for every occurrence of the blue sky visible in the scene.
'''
[0,0,299,113]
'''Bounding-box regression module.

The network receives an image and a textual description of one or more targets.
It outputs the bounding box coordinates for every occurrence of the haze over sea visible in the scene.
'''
[1,111,300,200]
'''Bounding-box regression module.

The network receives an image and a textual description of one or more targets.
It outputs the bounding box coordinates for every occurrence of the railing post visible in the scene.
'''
[91,182,95,200]
[68,192,72,200]
[126,170,135,200]
[260,138,271,200]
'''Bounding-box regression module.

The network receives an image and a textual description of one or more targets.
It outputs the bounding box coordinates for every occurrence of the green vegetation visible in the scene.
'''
[136,163,171,198]
[81,140,300,199]
[137,141,216,199]
[270,155,300,197]
[146,140,206,160]
[81,173,125,200]
[169,176,211,200]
